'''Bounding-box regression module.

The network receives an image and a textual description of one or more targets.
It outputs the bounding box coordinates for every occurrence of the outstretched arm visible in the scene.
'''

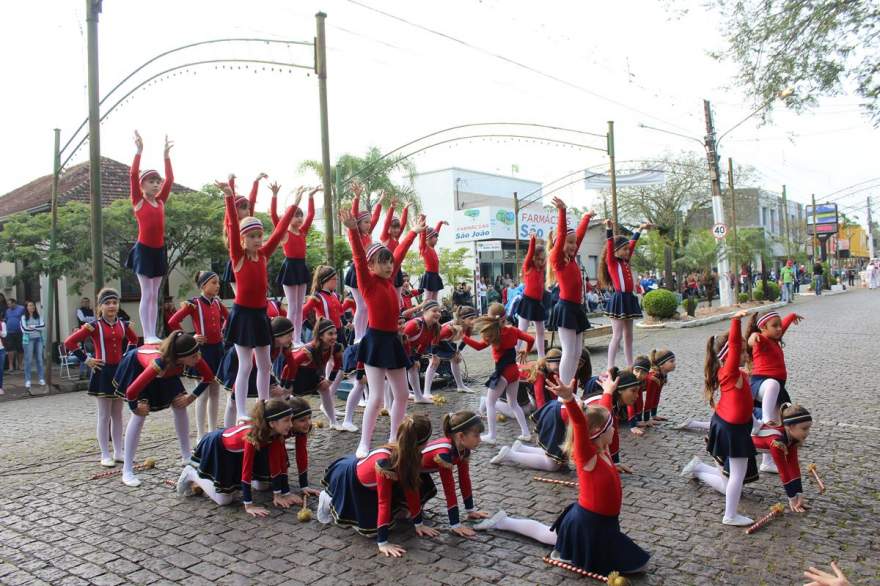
[157,136,174,203]
[523,234,536,274]
[575,212,593,248]
[302,190,316,233]
[551,199,567,269]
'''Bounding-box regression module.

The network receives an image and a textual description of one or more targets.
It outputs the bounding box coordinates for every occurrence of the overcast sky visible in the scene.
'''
[2,0,877,224]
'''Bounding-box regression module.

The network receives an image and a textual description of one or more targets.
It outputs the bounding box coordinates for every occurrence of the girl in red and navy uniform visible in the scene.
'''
[287,318,344,429]
[403,300,443,404]
[380,200,410,301]
[599,219,652,369]
[475,375,650,576]
[746,310,804,473]
[303,266,349,397]
[419,220,448,301]
[517,234,549,358]
[400,280,422,312]
[419,411,490,536]
[680,310,758,526]
[462,302,534,443]
[628,349,676,432]
[341,207,422,458]
[221,173,268,293]
[272,185,320,345]
[114,332,216,487]
[64,288,138,467]
[318,415,439,557]
[344,183,383,344]
[180,398,314,515]
[218,181,297,423]
[424,305,477,393]
[167,271,228,441]
[127,131,174,343]
[582,368,640,472]
[548,197,594,384]
[752,403,813,512]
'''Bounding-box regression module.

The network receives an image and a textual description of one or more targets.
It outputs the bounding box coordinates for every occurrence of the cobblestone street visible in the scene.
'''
[0,290,878,585]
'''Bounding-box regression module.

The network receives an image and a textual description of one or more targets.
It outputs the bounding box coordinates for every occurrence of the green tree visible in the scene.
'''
[438,247,471,288]
[675,230,721,274]
[708,0,880,124]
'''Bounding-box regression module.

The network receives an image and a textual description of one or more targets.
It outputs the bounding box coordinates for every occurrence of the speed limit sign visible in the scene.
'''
[712,222,728,239]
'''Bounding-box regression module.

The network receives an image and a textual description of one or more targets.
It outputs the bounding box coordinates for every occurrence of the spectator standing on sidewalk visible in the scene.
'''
[4,299,25,371]
[0,318,6,394]
[813,261,824,295]
[21,301,46,389]
[780,260,795,303]
[478,277,488,314]
[76,297,96,327]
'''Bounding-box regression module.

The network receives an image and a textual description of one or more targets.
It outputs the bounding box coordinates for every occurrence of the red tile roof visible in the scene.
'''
[0,157,195,220]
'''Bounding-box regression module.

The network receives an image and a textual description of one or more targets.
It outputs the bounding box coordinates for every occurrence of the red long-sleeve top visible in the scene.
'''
[751,313,797,380]
[604,228,640,293]
[404,318,440,355]
[347,226,417,332]
[419,222,444,273]
[342,297,357,316]
[551,209,592,304]
[531,368,560,410]
[225,194,296,308]
[351,196,382,247]
[522,235,545,300]
[401,289,422,311]
[355,448,423,543]
[380,205,409,251]
[64,318,138,364]
[420,438,474,527]
[285,342,342,380]
[752,424,803,498]
[462,327,534,383]
[130,154,174,248]
[302,290,343,329]
[123,347,215,402]
[271,196,315,259]
[715,318,753,425]
[565,398,622,516]
[628,372,662,420]
[220,424,291,504]
[167,296,229,345]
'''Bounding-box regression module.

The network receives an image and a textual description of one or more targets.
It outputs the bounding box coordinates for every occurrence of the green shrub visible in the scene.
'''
[643,289,678,319]
[737,292,749,303]
[752,281,780,301]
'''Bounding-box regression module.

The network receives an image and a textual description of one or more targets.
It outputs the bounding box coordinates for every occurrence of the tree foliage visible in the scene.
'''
[438,247,472,288]
[709,0,880,124]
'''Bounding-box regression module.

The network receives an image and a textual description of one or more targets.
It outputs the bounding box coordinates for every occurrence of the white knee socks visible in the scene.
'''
[558,327,582,384]
[284,284,307,345]
[408,364,429,402]
[319,386,338,427]
[622,319,634,367]
[172,405,192,460]
[504,380,531,437]
[483,380,506,440]
[692,461,728,494]
[96,398,112,460]
[223,392,236,428]
[234,345,254,421]
[386,368,409,443]
[195,384,220,441]
[496,444,561,471]
[351,289,368,343]
[607,318,623,369]
[344,379,366,427]
[518,317,546,359]
[493,512,556,546]
[358,366,387,457]
[759,378,782,469]
[450,360,467,390]
[724,457,748,520]
[184,465,235,506]
[110,400,124,459]
[123,414,146,475]
[423,360,439,394]
[253,345,272,401]
[136,275,163,342]
[424,290,438,301]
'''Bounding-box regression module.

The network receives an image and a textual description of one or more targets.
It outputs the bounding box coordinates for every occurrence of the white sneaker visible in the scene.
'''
[340,422,359,432]
[39,379,46,386]
[479,434,496,445]
[516,434,532,443]
[357,399,367,408]
[176,467,195,496]
[680,456,701,479]
[25,381,31,389]
[478,397,487,415]
[113,454,124,463]
[122,471,141,487]
[474,509,507,531]
[759,456,779,474]
[100,457,116,468]
[145,336,162,345]
[456,386,474,394]
[722,514,754,527]
[413,395,433,404]
[355,445,370,459]
[330,423,344,431]
[316,490,333,524]
[511,440,524,452]
[490,446,510,465]
[673,419,692,430]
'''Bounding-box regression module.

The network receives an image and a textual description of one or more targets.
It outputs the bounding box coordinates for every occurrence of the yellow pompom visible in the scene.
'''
[297,507,313,522]
[607,572,629,586]
[143,457,157,469]
[380,408,389,416]
[315,420,325,429]
[497,414,507,422]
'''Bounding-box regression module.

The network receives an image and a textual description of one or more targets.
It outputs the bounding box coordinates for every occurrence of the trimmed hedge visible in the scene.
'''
[752,281,780,302]
[643,289,678,319]
[737,292,750,303]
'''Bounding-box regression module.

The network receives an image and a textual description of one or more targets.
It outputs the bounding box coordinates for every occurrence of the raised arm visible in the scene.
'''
[781,312,800,335]
[347,224,372,292]
[551,205,567,269]
[248,174,266,217]
[130,153,143,206]
[523,234,536,274]
[302,193,315,233]
[399,206,409,233]
[564,396,598,468]
[720,317,744,380]
[394,230,417,270]
[433,221,444,236]
[627,228,641,256]
[157,155,174,203]
[261,204,296,257]
[270,190,280,225]
[370,202,383,233]
[575,212,593,248]
[380,205,395,243]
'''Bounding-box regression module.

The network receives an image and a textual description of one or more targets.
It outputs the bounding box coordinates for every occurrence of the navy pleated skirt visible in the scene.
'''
[222,259,236,284]
[322,455,404,536]
[357,328,409,369]
[532,401,568,464]
[125,242,168,278]
[516,294,547,322]
[431,341,457,360]
[549,299,590,333]
[706,413,758,483]
[419,271,444,292]
[191,429,273,493]
[604,291,642,320]
[113,349,184,411]
[551,503,650,575]
[185,342,224,380]
[292,367,322,396]
[88,363,119,398]
[344,265,358,289]
[277,257,311,286]
[749,375,791,417]
[224,304,273,348]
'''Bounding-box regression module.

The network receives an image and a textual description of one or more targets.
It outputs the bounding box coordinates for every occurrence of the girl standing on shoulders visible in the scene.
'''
[680,310,758,526]
[418,219,448,301]
[599,219,652,369]
[127,131,174,343]
[379,198,410,302]
[167,271,228,442]
[516,234,548,359]
[344,183,383,344]
[217,181,298,422]
[221,173,268,294]
[64,288,138,467]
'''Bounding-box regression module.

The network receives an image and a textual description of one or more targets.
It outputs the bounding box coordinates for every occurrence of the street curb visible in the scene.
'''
[0,381,88,403]
[635,300,788,329]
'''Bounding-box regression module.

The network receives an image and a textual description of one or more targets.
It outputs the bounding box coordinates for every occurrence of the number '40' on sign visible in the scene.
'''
[712,223,728,239]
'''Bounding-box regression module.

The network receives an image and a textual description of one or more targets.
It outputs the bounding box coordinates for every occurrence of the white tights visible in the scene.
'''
[96,398,124,460]
[484,377,530,440]
[498,442,561,472]
[317,382,338,426]
[692,458,748,520]
[136,274,163,341]
[182,465,235,506]
[557,327,583,384]
[195,383,220,441]
[408,364,430,401]
[284,284,307,345]
[758,378,782,468]
[518,317,545,359]
[358,366,408,457]
[343,378,367,427]
[423,358,440,394]
[233,344,272,422]
[123,406,191,475]
[450,360,467,389]
[480,396,533,418]
[351,289,369,344]
[492,512,556,546]
[223,392,236,428]
[424,290,438,301]
[607,318,635,369]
